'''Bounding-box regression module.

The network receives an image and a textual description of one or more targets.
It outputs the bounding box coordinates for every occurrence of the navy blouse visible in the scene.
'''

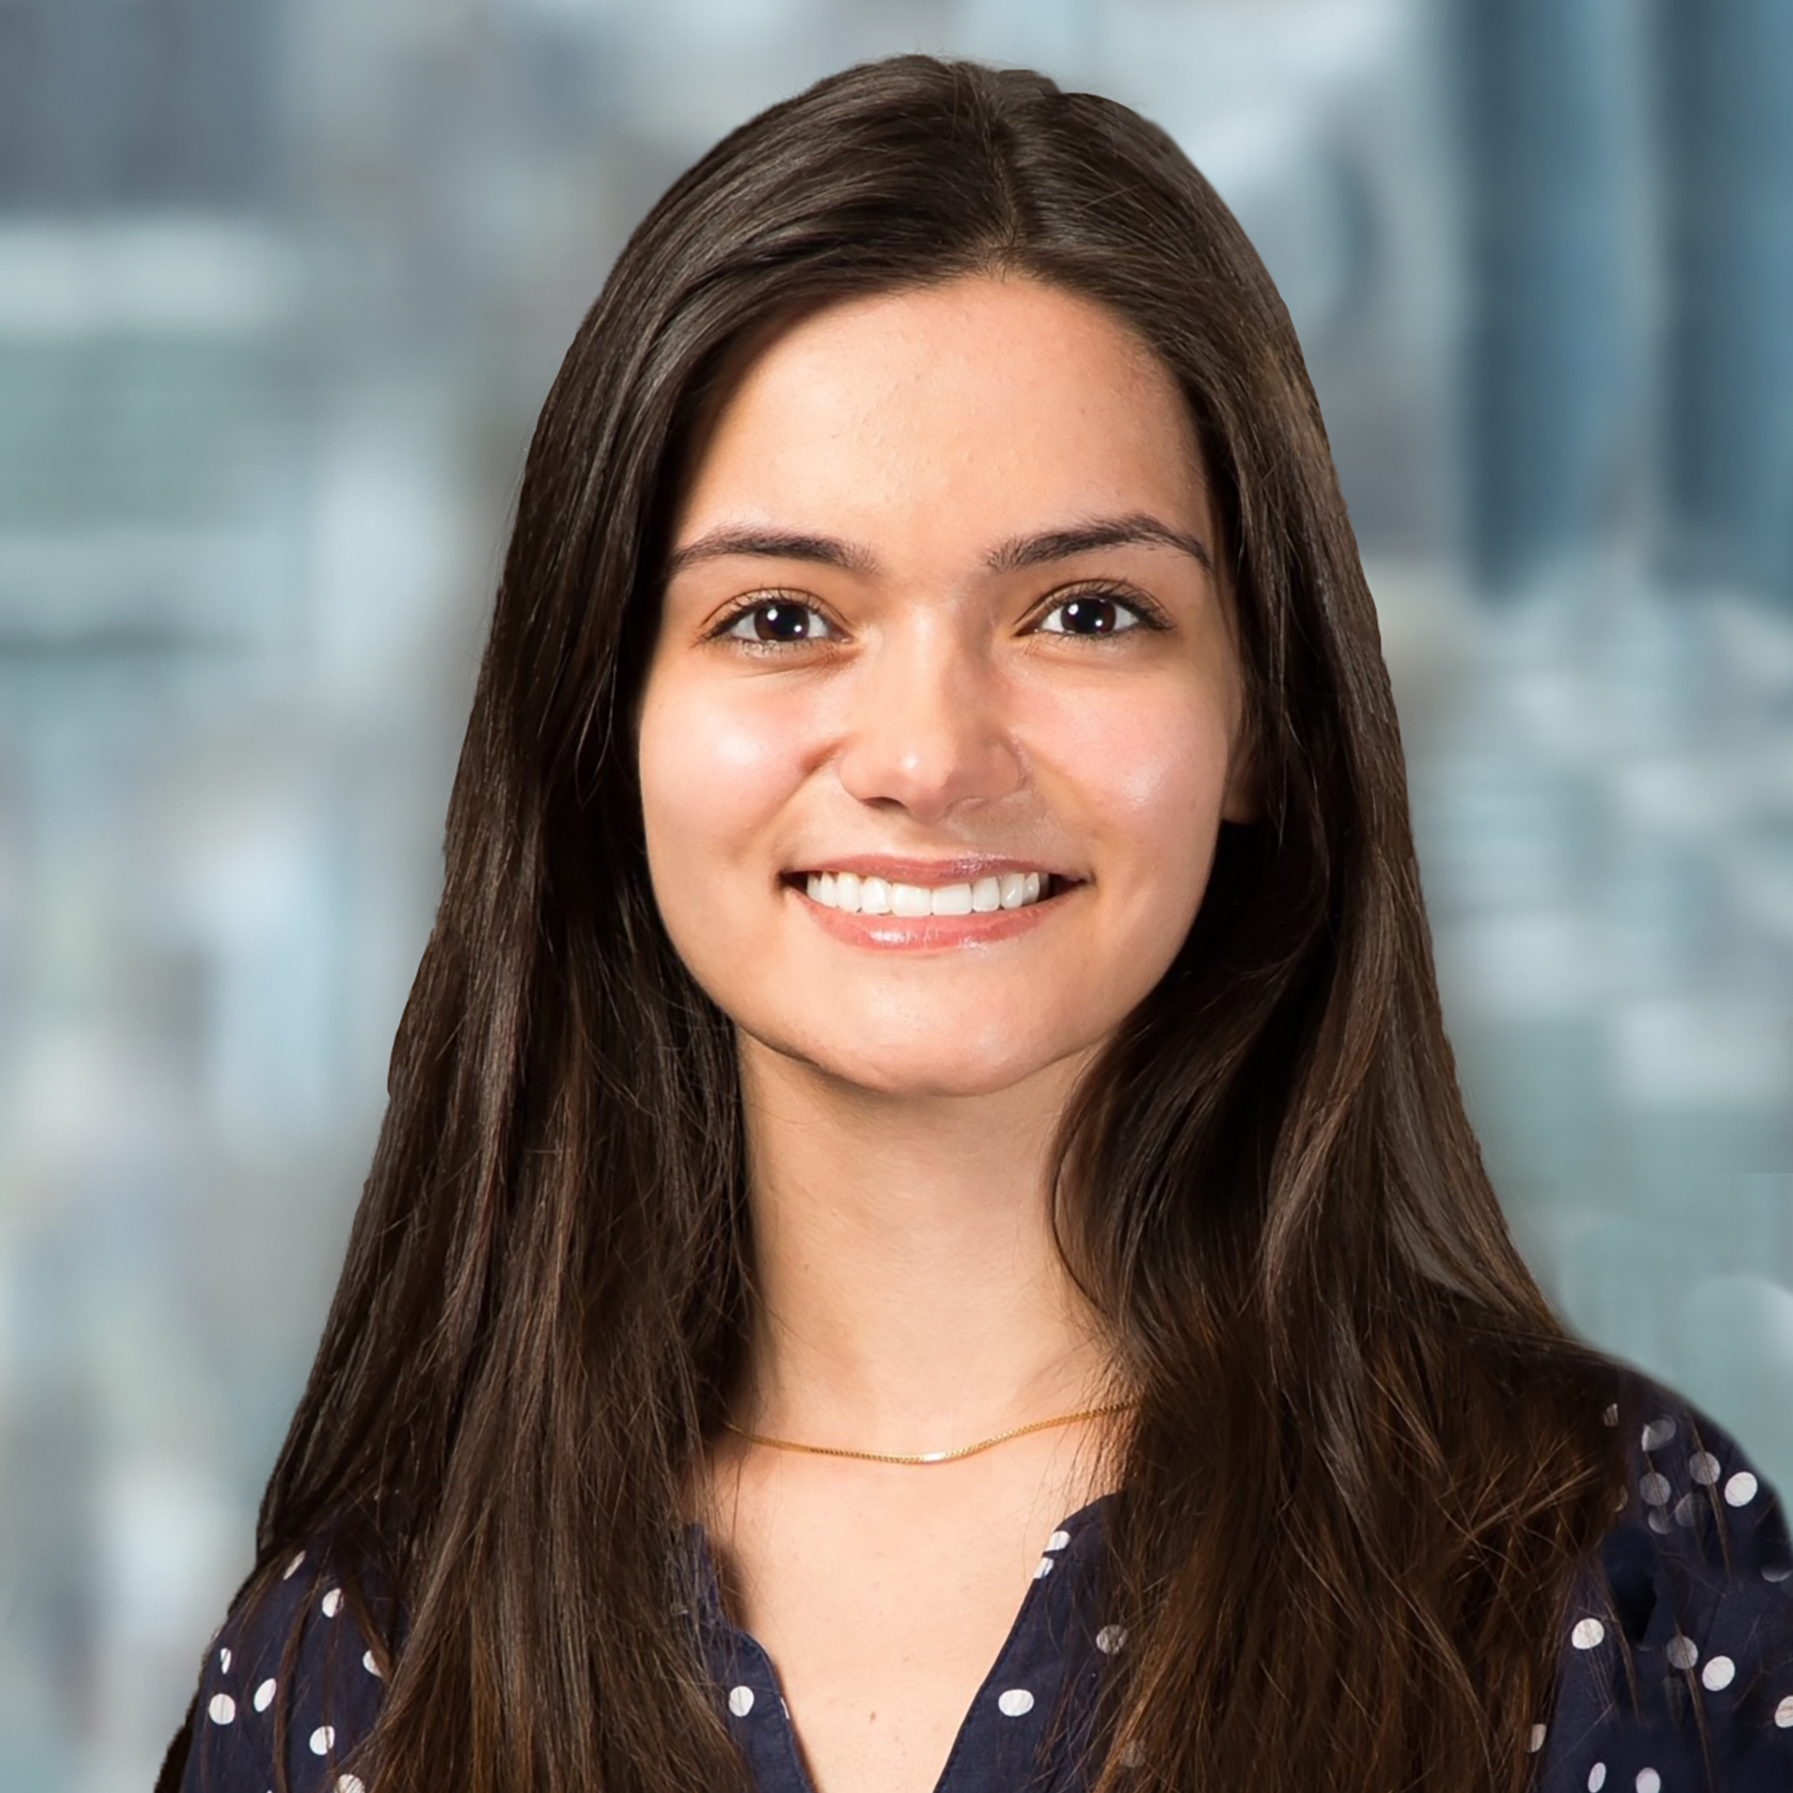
[170,1384,1793,1793]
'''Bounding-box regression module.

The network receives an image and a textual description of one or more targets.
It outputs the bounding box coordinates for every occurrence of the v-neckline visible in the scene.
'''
[681,1492,1118,1793]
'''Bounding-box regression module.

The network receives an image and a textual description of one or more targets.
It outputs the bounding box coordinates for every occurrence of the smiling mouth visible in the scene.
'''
[795,869,1060,917]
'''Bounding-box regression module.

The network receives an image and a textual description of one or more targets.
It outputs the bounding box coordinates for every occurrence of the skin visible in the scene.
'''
[637,274,1255,1793]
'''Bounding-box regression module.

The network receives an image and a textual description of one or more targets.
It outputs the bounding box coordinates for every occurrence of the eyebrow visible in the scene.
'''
[987,514,1214,576]
[661,512,1214,582]
[662,527,879,581]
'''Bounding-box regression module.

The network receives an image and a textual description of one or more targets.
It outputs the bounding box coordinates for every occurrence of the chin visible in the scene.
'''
[751,1019,1095,1103]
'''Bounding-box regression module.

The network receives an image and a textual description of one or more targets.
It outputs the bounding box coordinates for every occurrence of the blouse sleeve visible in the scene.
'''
[1535,1383,1793,1791]
[174,1543,390,1793]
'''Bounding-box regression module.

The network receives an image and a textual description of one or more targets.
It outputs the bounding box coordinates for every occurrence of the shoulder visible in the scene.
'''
[1535,1369,1793,1791]
[171,1539,393,1793]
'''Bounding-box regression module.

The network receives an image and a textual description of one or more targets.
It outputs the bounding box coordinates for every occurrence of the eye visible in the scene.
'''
[1033,590,1158,637]
[718,599,838,645]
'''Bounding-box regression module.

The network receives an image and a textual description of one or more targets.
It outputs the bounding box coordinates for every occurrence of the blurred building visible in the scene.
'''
[1656,0,1793,602]
[1436,0,1793,1459]
[0,2,1788,1787]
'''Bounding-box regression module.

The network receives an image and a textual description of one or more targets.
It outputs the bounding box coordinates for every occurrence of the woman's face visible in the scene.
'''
[638,275,1255,1100]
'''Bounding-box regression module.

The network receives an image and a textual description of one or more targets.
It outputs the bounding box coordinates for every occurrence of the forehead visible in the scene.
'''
[669,276,1209,566]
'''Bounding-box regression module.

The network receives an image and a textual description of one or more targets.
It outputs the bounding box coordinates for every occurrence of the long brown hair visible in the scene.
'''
[201,54,1623,1793]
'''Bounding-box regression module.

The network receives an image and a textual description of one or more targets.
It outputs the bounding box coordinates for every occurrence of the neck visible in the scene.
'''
[733,1039,1120,1453]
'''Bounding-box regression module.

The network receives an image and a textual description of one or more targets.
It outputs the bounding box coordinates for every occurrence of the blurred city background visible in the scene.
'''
[0,0,1788,1784]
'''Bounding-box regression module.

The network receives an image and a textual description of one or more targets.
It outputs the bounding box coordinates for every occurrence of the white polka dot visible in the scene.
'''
[1701,1655,1736,1691]
[1689,1451,1721,1485]
[1774,1694,1793,1727]
[363,1649,382,1678]
[1528,1723,1547,1754]
[1765,1564,1793,1583]
[1096,1624,1127,1654]
[1602,1403,1619,1427]
[1571,1618,1606,1649]
[1641,1419,1677,1452]
[282,1550,306,1579]
[321,1587,343,1617]
[1588,1763,1606,1790]
[1672,1493,1698,1527]
[727,1686,754,1717]
[309,1726,336,1756]
[1725,1472,1758,1507]
[338,1778,365,1793]
[1647,1509,1672,1535]
[1665,1635,1699,1670]
[1639,1472,1671,1506]
[1033,1556,1055,1579]
[207,1693,236,1725]
[1116,1739,1144,1769]
[253,1678,276,1711]
[1045,1530,1071,1552]
[997,1688,1035,1717]
[218,1646,232,1672]
[1635,1771,1660,1793]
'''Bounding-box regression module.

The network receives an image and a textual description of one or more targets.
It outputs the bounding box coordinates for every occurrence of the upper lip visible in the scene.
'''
[786,855,1076,884]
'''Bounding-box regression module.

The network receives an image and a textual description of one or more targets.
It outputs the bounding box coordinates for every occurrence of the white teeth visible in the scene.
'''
[802,871,1056,915]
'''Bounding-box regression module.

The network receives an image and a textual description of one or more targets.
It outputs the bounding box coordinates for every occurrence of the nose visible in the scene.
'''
[835,623,1023,823]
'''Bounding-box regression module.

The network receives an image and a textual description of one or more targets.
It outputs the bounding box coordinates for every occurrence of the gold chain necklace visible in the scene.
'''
[720,1400,1134,1467]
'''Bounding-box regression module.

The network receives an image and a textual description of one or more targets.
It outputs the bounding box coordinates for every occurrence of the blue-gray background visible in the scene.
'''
[0,1,1788,1785]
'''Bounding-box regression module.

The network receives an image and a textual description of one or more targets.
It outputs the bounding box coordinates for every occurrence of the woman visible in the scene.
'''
[161,53,1793,1793]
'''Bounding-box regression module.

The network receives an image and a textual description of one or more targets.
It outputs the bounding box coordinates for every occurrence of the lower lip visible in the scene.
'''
[788,882,1073,950]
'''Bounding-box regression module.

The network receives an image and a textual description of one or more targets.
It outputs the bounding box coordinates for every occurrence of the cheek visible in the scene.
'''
[1040,682,1238,899]
[637,674,805,903]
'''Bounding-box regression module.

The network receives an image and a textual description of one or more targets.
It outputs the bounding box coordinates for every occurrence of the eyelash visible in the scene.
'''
[707,582,1170,650]
[709,595,843,650]
[1031,582,1171,636]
